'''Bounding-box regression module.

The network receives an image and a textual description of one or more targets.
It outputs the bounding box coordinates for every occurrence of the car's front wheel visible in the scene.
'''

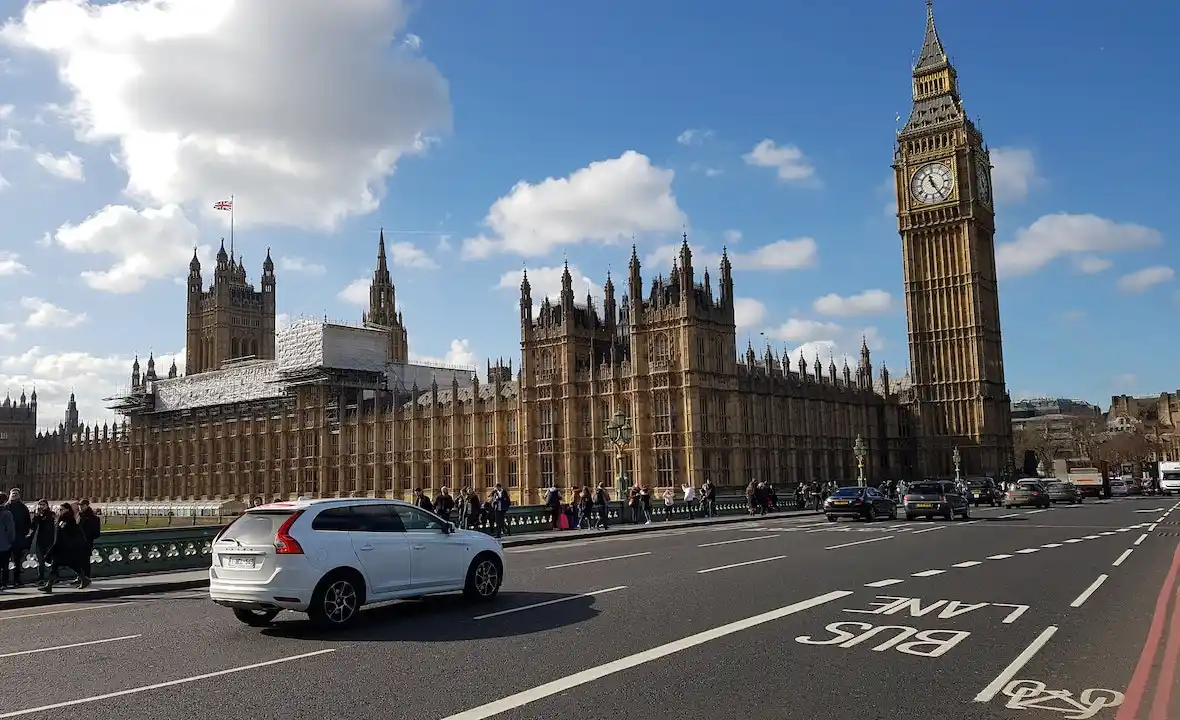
[233,608,279,627]
[464,554,503,601]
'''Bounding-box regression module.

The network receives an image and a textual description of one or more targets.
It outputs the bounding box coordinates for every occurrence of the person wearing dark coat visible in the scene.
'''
[5,488,31,587]
[37,504,89,593]
[73,499,102,586]
[28,499,56,586]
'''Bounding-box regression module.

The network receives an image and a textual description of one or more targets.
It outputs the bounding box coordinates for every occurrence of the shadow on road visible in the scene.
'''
[262,591,600,641]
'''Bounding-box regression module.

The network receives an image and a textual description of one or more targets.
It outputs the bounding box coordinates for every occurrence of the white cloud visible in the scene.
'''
[33,150,83,181]
[0,104,13,120]
[20,297,86,328]
[812,289,894,317]
[435,235,453,253]
[733,298,767,330]
[387,241,438,269]
[764,318,845,344]
[0,324,14,340]
[1073,256,1111,274]
[645,238,818,272]
[461,151,686,259]
[989,147,1042,204]
[275,313,292,330]
[278,256,325,276]
[47,204,202,292]
[0,250,29,276]
[0,345,183,431]
[722,229,742,245]
[677,128,713,146]
[2,0,451,231]
[338,278,370,306]
[762,318,883,370]
[742,139,817,183]
[495,265,605,314]
[0,128,23,152]
[1117,265,1174,294]
[410,339,477,368]
[996,213,1163,279]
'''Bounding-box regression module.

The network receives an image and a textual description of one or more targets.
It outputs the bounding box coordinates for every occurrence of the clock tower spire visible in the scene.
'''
[894,1,1013,481]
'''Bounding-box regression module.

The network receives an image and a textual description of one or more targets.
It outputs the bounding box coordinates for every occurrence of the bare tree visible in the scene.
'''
[1014,425,1056,471]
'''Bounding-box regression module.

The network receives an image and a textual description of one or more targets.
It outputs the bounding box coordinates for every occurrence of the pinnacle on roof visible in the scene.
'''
[914,0,949,74]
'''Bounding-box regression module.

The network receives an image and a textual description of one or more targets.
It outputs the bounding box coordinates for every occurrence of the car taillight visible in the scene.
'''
[903,495,913,502]
[853,498,864,505]
[274,511,305,554]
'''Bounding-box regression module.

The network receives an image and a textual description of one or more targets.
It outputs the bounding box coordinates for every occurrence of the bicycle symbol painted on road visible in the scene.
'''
[1002,680,1124,719]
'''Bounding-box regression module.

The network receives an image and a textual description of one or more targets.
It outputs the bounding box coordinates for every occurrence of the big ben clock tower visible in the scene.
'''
[894,1,1013,480]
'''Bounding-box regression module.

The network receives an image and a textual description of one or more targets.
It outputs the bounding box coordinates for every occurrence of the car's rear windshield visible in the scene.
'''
[908,483,944,494]
[1047,483,1069,489]
[219,511,294,545]
[833,487,863,497]
[1017,481,1041,488]
[966,480,988,487]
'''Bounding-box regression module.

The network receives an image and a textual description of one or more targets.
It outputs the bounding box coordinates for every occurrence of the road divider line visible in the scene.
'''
[1070,575,1108,608]
[1065,539,1084,544]
[1025,509,1047,515]
[952,561,982,568]
[0,634,141,659]
[998,513,1020,518]
[1084,535,1101,540]
[1113,549,1134,567]
[474,587,627,620]
[545,552,652,570]
[697,555,787,574]
[1136,533,1149,546]
[0,603,130,622]
[865,579,904,588]
[1150,523,1159,531]
[974,626,1059,703]
[987,554,1014,560]
[826,536,894,550]
[911,526,943,535]
[912,569,945,577]
[1016,548,1040,554]
[1042,543,1063,548]
[698,535,779,548]
[0,649,337,718]
[961,520,981,526]
[438,590,854,720]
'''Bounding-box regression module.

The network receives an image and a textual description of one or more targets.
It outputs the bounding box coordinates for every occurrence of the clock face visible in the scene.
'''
[976,162,992,206]
[909,162,955,205]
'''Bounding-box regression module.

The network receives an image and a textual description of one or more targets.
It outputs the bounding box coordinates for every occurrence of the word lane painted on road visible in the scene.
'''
[794,594,1030,660]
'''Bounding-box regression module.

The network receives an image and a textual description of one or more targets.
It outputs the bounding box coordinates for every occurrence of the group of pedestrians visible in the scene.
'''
[540,481,720,530]
[414,484,516,538]
[0,489,102,593]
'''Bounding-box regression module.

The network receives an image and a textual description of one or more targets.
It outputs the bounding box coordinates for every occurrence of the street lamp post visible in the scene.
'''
[854,434,867,487]
[605,409,633,518]
[952,446,962,484]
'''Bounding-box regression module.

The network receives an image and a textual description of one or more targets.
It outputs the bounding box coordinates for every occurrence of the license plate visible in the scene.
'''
[224,556,257,570]
[916,503,933,508]
[972,492,981,497]
[833,500,849,505]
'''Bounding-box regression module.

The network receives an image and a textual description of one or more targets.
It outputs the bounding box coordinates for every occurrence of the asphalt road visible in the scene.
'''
[1,496,1178,720]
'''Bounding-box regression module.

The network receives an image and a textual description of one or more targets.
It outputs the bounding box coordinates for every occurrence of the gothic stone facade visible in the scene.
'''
[25,234,912,504]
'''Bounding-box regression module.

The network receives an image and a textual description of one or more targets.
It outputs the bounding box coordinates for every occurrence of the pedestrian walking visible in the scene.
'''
[38,503,89,593]
[662,487,674,520]
[0,501,14,590]
[29,499,55,586]
[5,488,30,587]
[594,481,610,529]
[682,483,696,520]
[73,499,101,586]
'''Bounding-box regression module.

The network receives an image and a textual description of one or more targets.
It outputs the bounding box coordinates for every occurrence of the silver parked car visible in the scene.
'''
[903,480,970,521]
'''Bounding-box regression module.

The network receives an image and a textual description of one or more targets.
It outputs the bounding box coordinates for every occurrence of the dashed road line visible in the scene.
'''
[697,535,780,548]
[1070,575,1108,608]
[697,556,787,575]
[988,554,1014,560]
[545,552,652,570]
[825,536,894,550]
[474,586,627,620]
[912,569,945,577]
[1113,549,1134,567]
[1016,548,1041,554]
[1136,533,1149,546]
[865,578,905,588]
[952,560,982,568]
[911,526,943,535]
[1042,543,1063,548]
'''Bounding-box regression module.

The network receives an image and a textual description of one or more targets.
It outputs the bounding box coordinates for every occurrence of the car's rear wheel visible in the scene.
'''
[943,507,954,521]
[232,608,279,627]
[464,553,503,601]
[866,507,877,522]
[308,572,363,630]
[890,504,898,520]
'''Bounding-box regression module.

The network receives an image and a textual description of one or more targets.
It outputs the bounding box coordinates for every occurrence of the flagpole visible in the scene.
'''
[229,194,235,260]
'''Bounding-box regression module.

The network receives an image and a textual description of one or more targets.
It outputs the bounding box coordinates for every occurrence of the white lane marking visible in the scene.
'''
[1042,543,1063,548]
[1150,523,1159,531]
[1016,548,1040,554]
[865,579,904,588]
[0,634,141,659]
[698,535,780,548]
[1070,575,1108,608]
[1100,531,1117,536]
[1025,509,1048,515]
[697,555,787,574]
[998,513,1021,518]
[0,649,336,718]
[952,561,982,568]
[961,520,981,526]
[474,586,628,620]
[438,590,854,720]
[0,603,129,622]
[1112,549,1134,567]
[1065,539,1084,544]
[988,554,1014,560]
[1116,528,1132,533]
[1084,535,1101,540]
[826,536,894,550]
[1135,533,1148,546]
[974,626,1058,703]
[912,569,945,577]
[544,552,652,570]
[508,543,591,554]
[911,526,943,534]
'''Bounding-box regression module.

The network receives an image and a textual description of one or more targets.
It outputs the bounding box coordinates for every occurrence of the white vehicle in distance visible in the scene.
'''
[209,497,505,629]
[1160,461,1180,496]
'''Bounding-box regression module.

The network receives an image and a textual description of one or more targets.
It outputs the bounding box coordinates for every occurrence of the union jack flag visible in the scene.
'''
[213,200,232,211]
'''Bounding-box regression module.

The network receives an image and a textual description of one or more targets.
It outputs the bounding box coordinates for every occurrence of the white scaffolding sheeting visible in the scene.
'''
[153,360,283,411]
[392,361,476,391]
[277,319,389,373]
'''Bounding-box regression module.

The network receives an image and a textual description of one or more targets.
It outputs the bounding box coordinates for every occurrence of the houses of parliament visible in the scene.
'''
[0,2,1013,504]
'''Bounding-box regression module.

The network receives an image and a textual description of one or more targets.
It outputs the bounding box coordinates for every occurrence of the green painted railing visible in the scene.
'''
[10,495,777,579]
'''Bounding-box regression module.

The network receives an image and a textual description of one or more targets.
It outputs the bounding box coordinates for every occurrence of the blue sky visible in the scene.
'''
[0,0,1175,430]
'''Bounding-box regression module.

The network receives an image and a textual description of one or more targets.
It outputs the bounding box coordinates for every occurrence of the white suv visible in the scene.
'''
[209,497,505,629]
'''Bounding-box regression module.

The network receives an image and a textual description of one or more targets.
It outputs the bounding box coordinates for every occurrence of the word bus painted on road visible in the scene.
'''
[843,595,1029,624]
[796,622,970,658]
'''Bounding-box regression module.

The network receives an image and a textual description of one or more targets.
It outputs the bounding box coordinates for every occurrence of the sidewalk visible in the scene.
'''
[0,507,818,611]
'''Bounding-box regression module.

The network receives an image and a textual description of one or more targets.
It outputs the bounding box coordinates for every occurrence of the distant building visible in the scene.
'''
[1010,398,1101,463]
[1108,392,1180,461]
[0,390,38,491]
